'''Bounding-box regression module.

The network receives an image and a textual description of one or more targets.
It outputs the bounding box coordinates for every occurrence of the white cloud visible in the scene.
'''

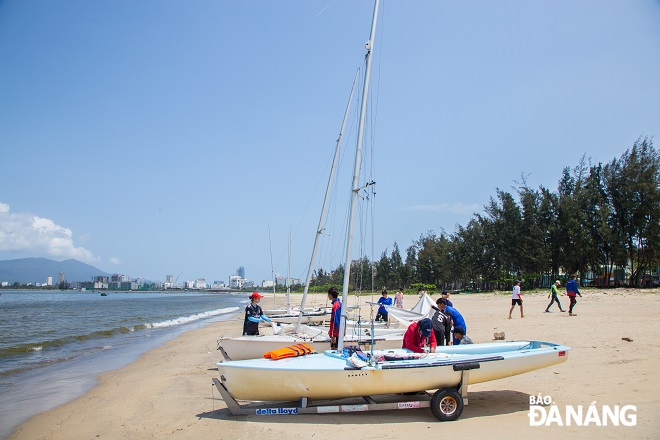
[403,202,481,216]
[109,257,122,265]
[0,202,98,262]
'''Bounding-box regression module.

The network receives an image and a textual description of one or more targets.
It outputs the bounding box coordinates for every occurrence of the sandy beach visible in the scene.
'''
[8,288,660,440]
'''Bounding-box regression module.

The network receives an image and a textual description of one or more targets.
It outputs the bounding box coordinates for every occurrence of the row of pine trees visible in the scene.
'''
[307,137,659,292]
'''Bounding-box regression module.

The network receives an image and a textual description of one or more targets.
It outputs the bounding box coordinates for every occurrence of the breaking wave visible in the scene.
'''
[147,306,239,328]
[0,306,239,360]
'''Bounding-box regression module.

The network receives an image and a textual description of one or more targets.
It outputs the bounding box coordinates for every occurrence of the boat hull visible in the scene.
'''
[216,341,570,401]
[218,332,404,361]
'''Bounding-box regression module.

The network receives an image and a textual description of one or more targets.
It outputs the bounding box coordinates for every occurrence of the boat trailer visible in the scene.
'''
[212,361,480,422]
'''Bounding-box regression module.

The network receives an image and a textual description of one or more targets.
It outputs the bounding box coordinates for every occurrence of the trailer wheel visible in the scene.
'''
[430,388,463,421]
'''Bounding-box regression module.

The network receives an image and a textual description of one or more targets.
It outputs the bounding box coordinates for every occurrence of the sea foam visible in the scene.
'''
[148,307,239,328]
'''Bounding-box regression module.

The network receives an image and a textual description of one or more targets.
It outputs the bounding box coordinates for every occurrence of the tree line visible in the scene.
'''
[309,137,659,291]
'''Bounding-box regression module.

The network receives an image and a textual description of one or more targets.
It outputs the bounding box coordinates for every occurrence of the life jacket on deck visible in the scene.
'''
[263,343,316,360]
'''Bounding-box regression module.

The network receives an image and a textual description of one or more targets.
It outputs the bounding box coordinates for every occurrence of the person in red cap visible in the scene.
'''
[243,292,270,335]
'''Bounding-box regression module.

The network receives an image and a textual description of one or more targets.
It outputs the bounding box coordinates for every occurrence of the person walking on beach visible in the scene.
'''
[243,292,271,335]
[545,280,565,312]
[566,274,582,316]
[436,298,467,345]
[328,287,342,349]
[376,289,392,322]
[402,318,437,353]
[394,288,404,308]
[508,280,524,319]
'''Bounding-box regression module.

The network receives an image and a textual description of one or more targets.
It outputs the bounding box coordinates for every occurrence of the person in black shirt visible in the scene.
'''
[431,303,452,346]
[243,292,271,335]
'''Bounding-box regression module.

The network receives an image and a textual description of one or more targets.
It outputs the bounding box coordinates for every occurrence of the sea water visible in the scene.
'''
[0,290,245,439]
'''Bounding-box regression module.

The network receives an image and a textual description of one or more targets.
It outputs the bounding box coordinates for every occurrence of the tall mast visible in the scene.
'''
[268,224,276,300]
[286,226,291,312]
[339,0,380,351]
[296,69,360,333]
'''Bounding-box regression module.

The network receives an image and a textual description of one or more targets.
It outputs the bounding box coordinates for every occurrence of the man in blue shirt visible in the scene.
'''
[566,274,582,316]
[437,298,467,345]
[376,290,392,322]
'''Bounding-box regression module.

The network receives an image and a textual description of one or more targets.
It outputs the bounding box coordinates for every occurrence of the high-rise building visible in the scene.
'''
[58,272,65,283]
[237,266,245,279]
[229,275,243,289]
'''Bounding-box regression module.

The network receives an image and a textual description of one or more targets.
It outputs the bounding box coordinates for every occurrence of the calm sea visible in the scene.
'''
[0,290,245,439]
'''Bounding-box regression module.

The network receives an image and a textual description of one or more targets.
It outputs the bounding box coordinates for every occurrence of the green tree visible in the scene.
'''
[484,190,523,285]
[374,250,391,291]
[605,138,660,286]
[389,242,404,289]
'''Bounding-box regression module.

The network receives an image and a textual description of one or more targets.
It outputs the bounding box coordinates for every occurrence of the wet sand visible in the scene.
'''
[9,288,660,439]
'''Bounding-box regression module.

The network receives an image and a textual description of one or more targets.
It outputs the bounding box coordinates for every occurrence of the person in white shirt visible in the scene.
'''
[508,280,524,319]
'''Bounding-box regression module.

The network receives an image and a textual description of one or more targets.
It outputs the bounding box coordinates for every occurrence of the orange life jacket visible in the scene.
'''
[263,343,316,360]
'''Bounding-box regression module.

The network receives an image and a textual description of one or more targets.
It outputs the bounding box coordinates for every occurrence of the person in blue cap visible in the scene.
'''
[402,318,437,353]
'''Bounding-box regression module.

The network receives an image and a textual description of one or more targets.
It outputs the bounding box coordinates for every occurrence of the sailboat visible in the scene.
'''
[215,0,570,420]
[217,60,406,361]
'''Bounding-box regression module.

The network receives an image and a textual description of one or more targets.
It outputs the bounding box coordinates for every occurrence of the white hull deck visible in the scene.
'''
[217,340,570,401]
[218,331,404,361]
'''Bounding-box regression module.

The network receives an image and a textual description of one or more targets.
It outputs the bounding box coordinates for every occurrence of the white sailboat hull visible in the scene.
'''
[268,313,330,325]
[216,341,570,401]
[218,331,404,361]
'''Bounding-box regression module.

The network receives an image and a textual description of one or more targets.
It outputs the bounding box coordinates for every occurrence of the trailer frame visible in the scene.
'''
[212,363,477,421]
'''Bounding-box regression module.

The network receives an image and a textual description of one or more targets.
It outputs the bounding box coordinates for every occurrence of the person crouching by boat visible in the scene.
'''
[436,298,467,346]
[453,327,473,345]
[376,289,392,323]
[431,301,451,346]
[566,274,582,316]
[402,318,436,353]
[243,292,271,336]
[328,287,342,350]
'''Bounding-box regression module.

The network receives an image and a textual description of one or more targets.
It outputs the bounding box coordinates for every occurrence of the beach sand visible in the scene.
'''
[9,288,660,439]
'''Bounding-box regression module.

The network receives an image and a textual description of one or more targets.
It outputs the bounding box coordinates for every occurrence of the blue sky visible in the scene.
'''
[1,0,659,285]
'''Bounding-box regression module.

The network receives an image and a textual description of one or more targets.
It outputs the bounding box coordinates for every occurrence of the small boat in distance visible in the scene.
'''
[100,292,108,296]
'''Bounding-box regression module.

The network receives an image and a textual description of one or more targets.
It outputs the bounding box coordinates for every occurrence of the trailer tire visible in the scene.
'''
[430,388,463,421]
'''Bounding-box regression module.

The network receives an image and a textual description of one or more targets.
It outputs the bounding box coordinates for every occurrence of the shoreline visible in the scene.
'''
[9,289,660,439]
[0,304,242,440]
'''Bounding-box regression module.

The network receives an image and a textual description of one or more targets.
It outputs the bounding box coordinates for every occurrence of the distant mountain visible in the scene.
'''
[0,257,111,285]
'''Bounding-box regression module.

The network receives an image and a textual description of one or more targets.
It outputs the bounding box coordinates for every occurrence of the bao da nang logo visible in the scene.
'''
[528,394,637,427]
